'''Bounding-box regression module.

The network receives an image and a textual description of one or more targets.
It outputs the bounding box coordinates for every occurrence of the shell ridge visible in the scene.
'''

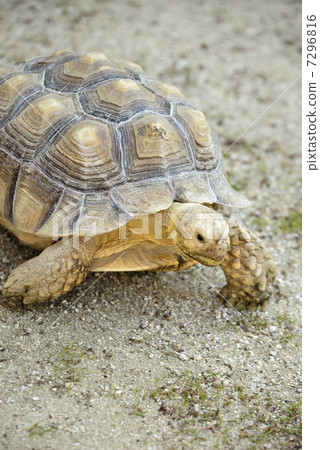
[0,143,21,163]
[114,125,127,182]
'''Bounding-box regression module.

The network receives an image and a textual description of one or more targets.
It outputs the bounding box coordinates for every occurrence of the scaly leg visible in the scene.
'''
[2,236,100,304]
[219,221,277,310]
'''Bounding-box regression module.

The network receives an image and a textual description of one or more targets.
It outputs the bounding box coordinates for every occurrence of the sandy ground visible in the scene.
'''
[0,0,301,448]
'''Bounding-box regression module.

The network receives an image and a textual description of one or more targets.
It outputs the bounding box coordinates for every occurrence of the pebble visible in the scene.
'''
[269,326,277,333]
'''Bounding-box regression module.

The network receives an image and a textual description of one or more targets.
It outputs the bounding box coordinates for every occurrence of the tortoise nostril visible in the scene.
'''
[197,233,205,242]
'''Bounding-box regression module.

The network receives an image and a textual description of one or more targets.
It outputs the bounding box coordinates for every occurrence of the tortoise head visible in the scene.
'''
[167,203,230,266]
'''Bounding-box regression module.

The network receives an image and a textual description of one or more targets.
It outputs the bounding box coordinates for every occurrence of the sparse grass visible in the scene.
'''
[28,421,56,437]
[51,342,95,384]
[275,312,297,326]
[148,371,223,441]
[221,136,258,156]
[246,400,302,448]
[141,369,302,447]
[225,312,269,333]
[276,210,302,234]
[130,404,146,417]
[275,313,300,345]
[252,216,269,228]
[226,171,249,192]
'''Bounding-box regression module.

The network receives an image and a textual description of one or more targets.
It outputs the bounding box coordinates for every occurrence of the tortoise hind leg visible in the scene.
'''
[219,221,277,310]
[2,236,100,304]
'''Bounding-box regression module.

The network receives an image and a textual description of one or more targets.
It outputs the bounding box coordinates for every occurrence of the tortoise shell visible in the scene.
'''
[0,50,249,238]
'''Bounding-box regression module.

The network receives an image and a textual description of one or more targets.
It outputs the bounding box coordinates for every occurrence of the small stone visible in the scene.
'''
[223,379,229,386]
[269,326,277,333]
[179,353,189,361]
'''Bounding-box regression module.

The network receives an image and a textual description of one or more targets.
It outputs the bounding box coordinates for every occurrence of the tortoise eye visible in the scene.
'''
[197,233,205,242]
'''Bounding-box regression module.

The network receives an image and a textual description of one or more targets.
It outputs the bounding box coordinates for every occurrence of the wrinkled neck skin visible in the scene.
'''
[165,202,230,266]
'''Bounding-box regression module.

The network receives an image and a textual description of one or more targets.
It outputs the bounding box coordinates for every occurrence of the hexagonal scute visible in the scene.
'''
[0,72,43,124]
[23,49,78,72]
[174,105,219,170]
[142,78,185,102]
[0,93,78,161]
[45,52,130,92]
[0,149,20,219]
[111,179,174,214]
[37,118,124,191]
[120,113,193,181]
[12,163,63,233]
[79,78,170,123]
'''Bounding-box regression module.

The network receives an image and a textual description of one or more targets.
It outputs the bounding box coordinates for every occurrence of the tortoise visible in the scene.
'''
[0,50,276,309]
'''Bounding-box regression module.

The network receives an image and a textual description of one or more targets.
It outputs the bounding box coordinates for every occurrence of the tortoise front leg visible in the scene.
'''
[219,221,277,310]
[2,236,100,304]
